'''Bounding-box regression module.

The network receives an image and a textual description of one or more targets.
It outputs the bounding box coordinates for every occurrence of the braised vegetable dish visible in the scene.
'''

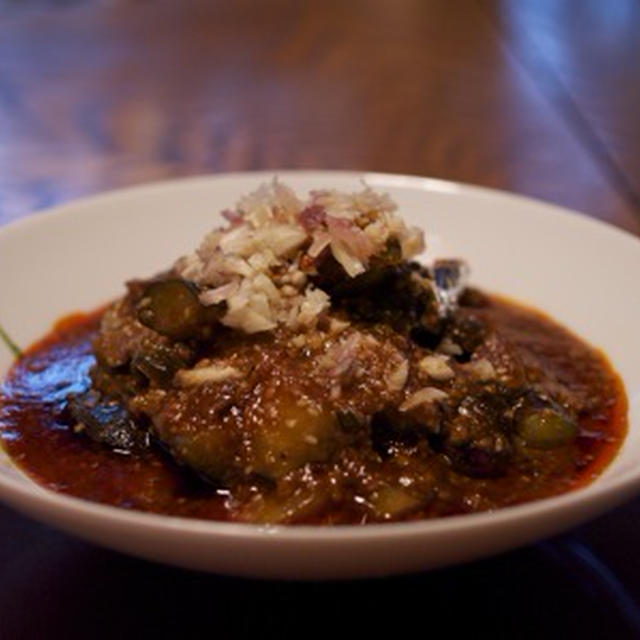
[0,182,627,524]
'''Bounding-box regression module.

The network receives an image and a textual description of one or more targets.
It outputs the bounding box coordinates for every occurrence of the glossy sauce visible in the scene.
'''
[0,300,628,523]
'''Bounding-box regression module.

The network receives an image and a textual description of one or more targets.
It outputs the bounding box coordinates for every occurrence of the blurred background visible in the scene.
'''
[1,1,640,637]
[1,0,639,232]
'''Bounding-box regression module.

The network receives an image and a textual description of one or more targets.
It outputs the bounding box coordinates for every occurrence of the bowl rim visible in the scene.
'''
[0,453,639,541]
[1,168,639,543]
[2,168,638,246]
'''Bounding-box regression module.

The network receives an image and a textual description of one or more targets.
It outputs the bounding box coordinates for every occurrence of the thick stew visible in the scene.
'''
[0,182,627,524]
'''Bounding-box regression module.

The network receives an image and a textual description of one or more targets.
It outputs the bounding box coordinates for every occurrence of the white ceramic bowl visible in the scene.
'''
[1,171,639,580]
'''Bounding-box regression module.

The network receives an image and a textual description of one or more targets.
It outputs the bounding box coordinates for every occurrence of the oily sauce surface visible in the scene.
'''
[0,299,628,523]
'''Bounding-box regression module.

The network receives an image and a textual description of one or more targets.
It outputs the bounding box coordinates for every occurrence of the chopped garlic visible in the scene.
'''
[467,358,496,380]
[438,337,463,356]
[329,318,351,335]
[174,179,426,335]
[399,387,449,412]
[387,358,409,392]
[175,365,242,387]
[419,354,455,381]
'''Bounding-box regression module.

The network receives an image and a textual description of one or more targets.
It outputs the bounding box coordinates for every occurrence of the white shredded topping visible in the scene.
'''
[419,354,455,381]
[317,333,363,377]
[174,179,426,334]
[387,358,409,392]
[467,358,496,380]
[329,318,351,335]
[437,337,463,356]
[175,364,242,387]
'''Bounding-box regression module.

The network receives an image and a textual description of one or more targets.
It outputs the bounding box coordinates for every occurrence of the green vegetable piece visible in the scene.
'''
[0,323,22,359]
[137,280,208,341]
[517,407,578,449]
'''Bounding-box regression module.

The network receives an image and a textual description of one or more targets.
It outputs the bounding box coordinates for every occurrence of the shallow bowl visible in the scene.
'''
[1,170,639,579]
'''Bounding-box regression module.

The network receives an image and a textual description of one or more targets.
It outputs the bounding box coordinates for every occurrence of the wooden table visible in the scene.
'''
[1,1,639,637]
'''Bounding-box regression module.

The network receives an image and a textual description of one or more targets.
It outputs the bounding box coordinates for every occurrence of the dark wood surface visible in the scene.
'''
[1,1,640,638]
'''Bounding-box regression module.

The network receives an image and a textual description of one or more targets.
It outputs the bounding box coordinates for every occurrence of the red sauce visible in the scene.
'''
[0,300,629,524]
[0,311,228,520]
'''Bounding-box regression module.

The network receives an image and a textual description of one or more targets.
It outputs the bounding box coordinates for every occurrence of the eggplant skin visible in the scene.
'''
[137,279,219,341]
[67,391,149,454]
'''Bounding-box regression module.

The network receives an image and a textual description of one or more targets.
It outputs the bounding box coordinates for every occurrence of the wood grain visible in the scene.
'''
[0,0,638,233]
[485,0,640,213]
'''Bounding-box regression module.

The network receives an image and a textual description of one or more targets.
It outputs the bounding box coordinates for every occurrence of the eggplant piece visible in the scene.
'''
[137,279,217,341]
[371,410,421,456]
[131,344,191,387]
[369,484,430,520]
[147,382,342,485]
[249,395,341,480]
[445,435,512,478]
[313,237,404,293]
[369,405,445,461]
[459,287,490,308]
[409,326,442,350]
[441,386,516,477]
[443,315,487,362]
[515,394,577,449]
[326,262,443,336]
[336,409,367,435]
[67,391,149,453]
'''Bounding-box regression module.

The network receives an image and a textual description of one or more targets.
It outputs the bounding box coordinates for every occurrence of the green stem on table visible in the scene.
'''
[0,323,23,359]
